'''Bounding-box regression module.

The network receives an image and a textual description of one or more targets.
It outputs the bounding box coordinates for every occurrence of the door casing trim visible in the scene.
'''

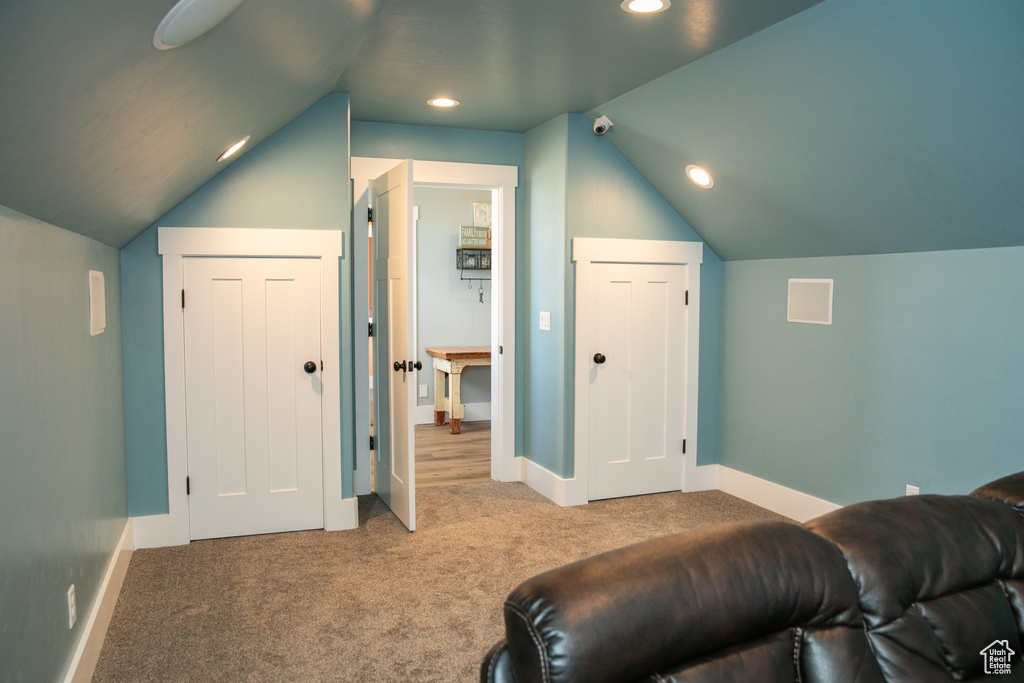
[572,238,704,504]
[351,158,520,496]
[151,227,347,546]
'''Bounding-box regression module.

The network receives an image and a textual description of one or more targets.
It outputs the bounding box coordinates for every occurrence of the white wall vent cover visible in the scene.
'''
[787,278,832,325]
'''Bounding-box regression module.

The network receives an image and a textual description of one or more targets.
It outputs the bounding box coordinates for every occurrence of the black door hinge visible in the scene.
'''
[181,289,185,309]
[321,360,324,372]
[369,436,375,451]
[685,290,689,306]
[186,476,190,495]
[368,322,373,337]
[682,439,687,454]
[368,208,373,223]
[499,345,503,355]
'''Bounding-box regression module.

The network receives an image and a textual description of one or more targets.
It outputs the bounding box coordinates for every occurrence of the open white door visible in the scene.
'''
[371,160,417,531]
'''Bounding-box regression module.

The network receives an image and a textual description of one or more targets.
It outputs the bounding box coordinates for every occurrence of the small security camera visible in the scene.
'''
[593,115,613,136]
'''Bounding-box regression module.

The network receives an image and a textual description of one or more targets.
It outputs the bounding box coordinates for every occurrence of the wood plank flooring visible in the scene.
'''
[415,420,491,488]
[371,387,490,488]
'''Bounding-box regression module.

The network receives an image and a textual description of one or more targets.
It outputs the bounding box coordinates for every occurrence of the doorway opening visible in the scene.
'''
[351,158,519,529]
[411,186,494,487]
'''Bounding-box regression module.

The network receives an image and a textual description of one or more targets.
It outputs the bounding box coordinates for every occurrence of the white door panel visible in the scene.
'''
[371,160,416,531]
[184,257,324,540]
[589,262,687,501]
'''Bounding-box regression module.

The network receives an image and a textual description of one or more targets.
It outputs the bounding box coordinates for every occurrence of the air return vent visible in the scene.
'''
[787,279,833,325]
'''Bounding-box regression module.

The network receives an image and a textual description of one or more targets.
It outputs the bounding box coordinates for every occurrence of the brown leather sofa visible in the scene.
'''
[481,471,1024,682]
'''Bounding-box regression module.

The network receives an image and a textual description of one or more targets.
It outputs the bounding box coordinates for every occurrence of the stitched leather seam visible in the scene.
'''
[793,626,803,683]
[506,603,551,683]
[486,642,501,682]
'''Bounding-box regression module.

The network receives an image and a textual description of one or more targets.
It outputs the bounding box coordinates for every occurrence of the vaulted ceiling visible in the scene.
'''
[589,0,1024,260]
[0,0,822,248]
[2,0,1020,260]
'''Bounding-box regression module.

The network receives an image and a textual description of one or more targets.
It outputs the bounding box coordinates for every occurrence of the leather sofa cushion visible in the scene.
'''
[807,495,1024,681]
[501,520,882,683]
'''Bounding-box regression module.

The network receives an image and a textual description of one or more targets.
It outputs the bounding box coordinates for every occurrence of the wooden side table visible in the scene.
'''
[425,346,491,434]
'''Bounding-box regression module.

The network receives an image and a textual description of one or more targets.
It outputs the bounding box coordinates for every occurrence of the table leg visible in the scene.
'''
[449,367,463,434]
[433,366,446,426]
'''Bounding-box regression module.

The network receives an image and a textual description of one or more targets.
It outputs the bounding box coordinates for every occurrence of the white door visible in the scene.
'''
[588,262,688,500]
[183,257,325,540]
[371,161,417,531]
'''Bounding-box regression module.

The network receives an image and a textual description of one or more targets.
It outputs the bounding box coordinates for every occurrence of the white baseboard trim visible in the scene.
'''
[521,457,587,507]
[413,402,491,425]
[64,519,134,683]
[328,497,360,531]
[716,466,841,522]
[685,463,720,492]
[132,512,190,549]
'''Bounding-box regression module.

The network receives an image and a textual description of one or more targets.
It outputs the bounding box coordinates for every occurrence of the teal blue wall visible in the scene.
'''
[517,113,722,477]
[720,247,1024,504]
[121,94,352,515]
[351,121,523,168]
[564,114,718,470]
[522,116,570,475]
[0,205,128,682]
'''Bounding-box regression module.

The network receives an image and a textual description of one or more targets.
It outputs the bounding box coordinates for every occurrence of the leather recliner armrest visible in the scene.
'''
[499,520,869,683]
[480,640,517,683]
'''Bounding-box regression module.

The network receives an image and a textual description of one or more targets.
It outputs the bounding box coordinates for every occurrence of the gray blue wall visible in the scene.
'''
[121,94,352,514]
[0,205,128,682]
[720,247,1024,504]
[412,187,493,410]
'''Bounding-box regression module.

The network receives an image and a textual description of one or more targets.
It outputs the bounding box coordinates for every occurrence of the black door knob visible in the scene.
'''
[412,360,422,371]
[304,361,317,374]
[594,353,606,364]
[393,360,407,372]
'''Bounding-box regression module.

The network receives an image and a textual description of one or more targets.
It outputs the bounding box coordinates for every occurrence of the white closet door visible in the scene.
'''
[588,262,687,501]
[183,257,324,540]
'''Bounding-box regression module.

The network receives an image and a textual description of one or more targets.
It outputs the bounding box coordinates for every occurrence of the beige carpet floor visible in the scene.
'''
[93,482,786,682]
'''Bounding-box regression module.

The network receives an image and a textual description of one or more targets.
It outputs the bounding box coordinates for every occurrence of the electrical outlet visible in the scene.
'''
[67,585,76,629]
[906,484,920,496]
[539,311,551,331]
[418,384,428,398]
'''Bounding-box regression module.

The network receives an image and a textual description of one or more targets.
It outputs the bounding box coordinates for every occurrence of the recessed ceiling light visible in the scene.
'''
[153,0,245,51]
[217,136,250,162]
[620,0,671,14]
[428,98,460,108]
[686,164,714,188]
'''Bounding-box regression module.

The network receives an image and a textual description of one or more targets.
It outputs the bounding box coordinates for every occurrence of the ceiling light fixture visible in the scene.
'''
[685,164,714,188]
[153,0,246,51]
[620,0,671,14]
[217,136,250,162]
[428,97,460,108]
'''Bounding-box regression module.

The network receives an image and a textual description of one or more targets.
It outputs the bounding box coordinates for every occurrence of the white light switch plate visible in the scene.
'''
[539,311,551,331]
[419,384,428,398]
